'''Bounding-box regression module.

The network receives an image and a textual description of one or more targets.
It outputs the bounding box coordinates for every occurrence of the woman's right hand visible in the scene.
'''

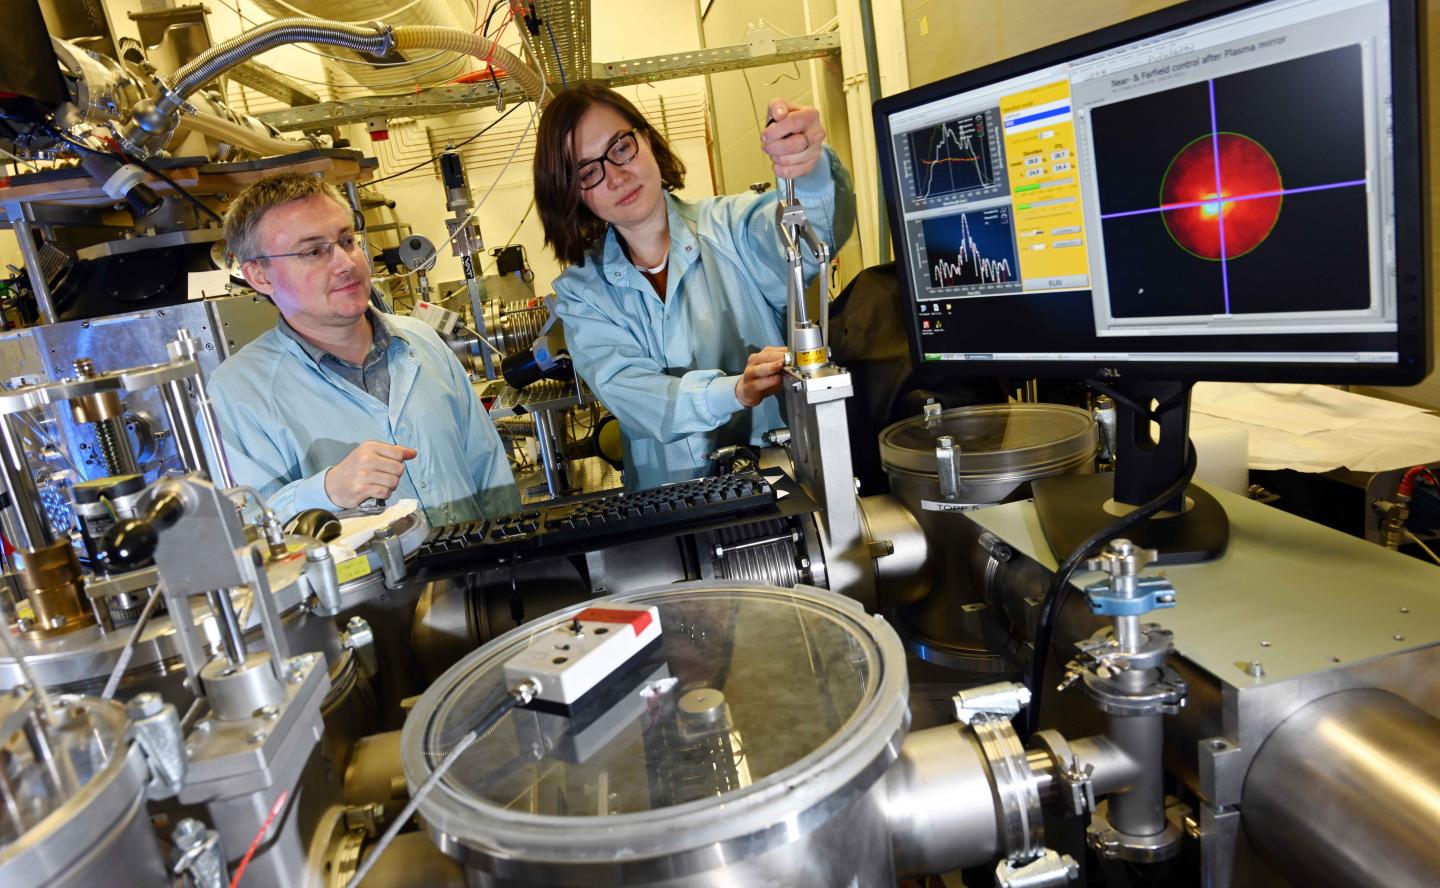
[736,346,789,408]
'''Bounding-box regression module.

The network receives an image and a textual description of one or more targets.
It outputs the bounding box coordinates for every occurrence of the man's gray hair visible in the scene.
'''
[223,172,348,265]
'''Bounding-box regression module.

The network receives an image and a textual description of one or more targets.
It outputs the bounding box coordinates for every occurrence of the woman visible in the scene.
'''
[534,82,855,490]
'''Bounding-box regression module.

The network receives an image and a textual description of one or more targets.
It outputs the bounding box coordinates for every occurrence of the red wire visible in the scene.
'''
[228,789,290,888]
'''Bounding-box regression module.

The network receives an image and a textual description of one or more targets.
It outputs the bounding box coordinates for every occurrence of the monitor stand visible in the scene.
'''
[1032,380,1228,565]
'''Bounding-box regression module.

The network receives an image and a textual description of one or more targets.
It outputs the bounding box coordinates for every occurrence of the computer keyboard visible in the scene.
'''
[417,472,777,572]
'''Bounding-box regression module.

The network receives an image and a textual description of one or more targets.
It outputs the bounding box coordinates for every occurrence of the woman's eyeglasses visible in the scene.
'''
[575,129,640,191]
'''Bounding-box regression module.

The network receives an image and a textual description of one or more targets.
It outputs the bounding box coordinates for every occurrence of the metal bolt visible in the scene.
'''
[1245,661,1265,678]
[261,705,280,721]
[47,615,66,629]
[1259,640,1271,647]
[195,719,213,734]
[14,618,32,632]
[172,818,206,849]
[127,693,163,719]
[249,730,267,744]
[1393,634,1406,642]
[1399,607,1410,614]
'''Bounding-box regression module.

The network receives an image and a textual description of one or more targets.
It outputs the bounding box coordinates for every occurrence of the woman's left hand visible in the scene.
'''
[761,99,825,180]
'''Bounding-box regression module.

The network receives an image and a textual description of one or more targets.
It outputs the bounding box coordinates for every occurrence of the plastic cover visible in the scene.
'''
[417,586,882,817]
[879,403,1096,477]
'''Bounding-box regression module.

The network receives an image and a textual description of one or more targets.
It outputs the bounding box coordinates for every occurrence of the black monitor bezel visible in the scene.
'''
[872,0,1429,386]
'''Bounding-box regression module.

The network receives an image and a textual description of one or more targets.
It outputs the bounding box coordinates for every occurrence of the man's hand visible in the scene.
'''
[324,441,417,509]
[761,99,825,180]
[736,346,789,408]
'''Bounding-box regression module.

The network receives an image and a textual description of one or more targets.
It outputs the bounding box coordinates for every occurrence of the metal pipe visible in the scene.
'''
[855,0,889,260]
[7,204,59,325]
[0,414,52,550]
[206,589,246,667]
[190,370,234,489]
[531,409,566,498]
[1104,711,1166,837]
[1243,688,1440,887]
[159,378,211,480]
[882,724,1000,876]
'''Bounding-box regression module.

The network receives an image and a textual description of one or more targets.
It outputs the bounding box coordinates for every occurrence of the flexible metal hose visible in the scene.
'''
[168,19,396,103]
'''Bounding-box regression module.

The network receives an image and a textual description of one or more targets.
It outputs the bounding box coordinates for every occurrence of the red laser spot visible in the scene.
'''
[1160,132,1283,261]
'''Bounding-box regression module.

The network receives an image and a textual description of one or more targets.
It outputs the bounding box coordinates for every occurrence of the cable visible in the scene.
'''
[0,610,59,724]
[1405,530,1440,567]
[366,102,521,185]
[44,125,225,225]
[344,682,536,888]
[543,18,567,89]
[100,585,165,699]
[0,146,41,171]
[1023,438,1198,739]
[229,788,290,888]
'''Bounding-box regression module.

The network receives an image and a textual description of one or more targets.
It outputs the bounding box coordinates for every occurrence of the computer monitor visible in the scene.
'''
[874,0,1428,562]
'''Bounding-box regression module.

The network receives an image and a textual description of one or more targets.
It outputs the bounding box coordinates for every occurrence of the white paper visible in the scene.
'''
[1189,383,1440,473]
[186,269,231,301]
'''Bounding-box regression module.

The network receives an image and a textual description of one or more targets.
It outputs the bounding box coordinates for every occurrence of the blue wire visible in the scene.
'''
[543,18,567,89]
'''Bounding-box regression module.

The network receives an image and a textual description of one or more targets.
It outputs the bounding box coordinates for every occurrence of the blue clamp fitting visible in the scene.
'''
[1085,575,1177,617]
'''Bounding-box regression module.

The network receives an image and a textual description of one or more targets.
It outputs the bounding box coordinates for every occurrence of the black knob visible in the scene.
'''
[124,182,164,218]
[103,518,159,570]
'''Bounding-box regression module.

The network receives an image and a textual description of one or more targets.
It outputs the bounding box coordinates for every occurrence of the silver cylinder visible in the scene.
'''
[1105,711,1166,837]
[1243,688,1440,887]
[882,724,1000,876]
[159,377,213,480]
[201,651,286,720]
[0,414,52,550]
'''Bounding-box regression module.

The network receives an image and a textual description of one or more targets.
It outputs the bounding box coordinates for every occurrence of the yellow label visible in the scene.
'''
[795,348,827,367]
[336,556,372,584]
[920,15,929,36]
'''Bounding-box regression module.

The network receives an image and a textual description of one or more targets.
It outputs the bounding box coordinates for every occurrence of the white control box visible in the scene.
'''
[412,301,460,335]
[503,604,662,706]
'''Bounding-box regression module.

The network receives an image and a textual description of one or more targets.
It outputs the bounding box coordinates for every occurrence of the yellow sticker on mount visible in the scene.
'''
[795,348,827,367]
[336,556,372,584]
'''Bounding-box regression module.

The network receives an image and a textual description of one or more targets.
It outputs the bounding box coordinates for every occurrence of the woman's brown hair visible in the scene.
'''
[534,82,686,266]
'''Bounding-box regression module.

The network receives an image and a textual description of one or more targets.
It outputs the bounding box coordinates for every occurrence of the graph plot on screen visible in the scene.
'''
[906,110,1006,204]
[920,207,1021,296]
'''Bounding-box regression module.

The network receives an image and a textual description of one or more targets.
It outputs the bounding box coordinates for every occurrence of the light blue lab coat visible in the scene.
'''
[209,311,519,524]
[554,146,855,490]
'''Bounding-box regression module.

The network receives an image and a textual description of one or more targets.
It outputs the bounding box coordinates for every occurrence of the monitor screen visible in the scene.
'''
[874,0,1428,385]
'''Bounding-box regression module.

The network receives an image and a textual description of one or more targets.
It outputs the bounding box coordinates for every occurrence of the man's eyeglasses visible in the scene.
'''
[246,232,367,266]
[575,129,640,191]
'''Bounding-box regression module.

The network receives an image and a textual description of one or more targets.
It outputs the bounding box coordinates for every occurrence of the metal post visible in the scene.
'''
[0,414,52,550]
[164,332,234,487]
[532,408,567,498]
[6,203,60,325]
[159,377,212,479]
[855,0,889,260]
[206,589,246,667]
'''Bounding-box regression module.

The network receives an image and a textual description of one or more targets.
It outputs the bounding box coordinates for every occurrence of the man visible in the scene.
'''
[210,173,519,524]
